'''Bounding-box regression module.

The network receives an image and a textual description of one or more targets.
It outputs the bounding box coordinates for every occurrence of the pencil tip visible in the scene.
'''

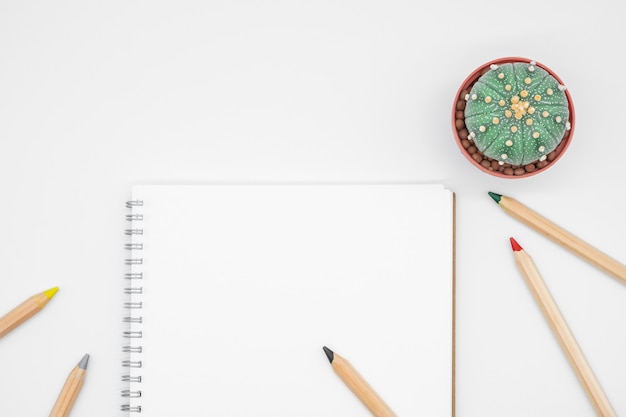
[510,237,523,252]
[488,192,502,204]
[78,354,90,370]
[322,346,334,363]
[44,287,59,299]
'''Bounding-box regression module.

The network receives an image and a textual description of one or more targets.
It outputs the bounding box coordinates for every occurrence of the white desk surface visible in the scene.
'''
[1,1,625,416]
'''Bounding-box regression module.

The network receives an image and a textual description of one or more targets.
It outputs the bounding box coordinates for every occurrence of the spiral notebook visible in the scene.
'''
[123,184,455,416]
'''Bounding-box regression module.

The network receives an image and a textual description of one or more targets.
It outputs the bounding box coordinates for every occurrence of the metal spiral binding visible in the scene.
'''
[121,405,142,413]
[123,199,144,413]
[126,200,144,208]
[122,360,143,368]
[123,346,143,353]
[125,272,143,280]
[123,316,143,324]
[122,389,142,398]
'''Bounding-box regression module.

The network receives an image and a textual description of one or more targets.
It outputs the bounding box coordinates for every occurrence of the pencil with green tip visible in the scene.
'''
[510,238,616,417]
[0,287,59,339]
[489,192,626,285]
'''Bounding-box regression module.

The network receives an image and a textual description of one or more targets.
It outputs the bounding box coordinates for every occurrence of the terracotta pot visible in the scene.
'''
[452,57,575,178]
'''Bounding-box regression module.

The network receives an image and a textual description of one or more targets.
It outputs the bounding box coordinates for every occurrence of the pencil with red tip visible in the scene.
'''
[489,192,626,285]
[510,238,616,417]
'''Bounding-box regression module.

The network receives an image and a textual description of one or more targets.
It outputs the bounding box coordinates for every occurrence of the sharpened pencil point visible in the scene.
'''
[323,346,334,363]
[78,354,89,370]
[488,192,502,204]
[510,237,523,252]
[44,287,59,299]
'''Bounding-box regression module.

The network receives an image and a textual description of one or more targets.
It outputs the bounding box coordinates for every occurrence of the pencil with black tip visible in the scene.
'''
[0,287,59,339]
[49,354,89,417]
[489,192,626,285]
[322,346,397,417]
[510,238,616,417]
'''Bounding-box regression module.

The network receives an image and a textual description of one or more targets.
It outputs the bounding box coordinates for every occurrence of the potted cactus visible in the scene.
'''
[452,57,575,177]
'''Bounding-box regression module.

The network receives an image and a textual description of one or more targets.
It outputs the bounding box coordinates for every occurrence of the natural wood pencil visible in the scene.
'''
[0,287,59,339]
[510,238,616,417]
[489,192,626,285]
[323,346,397,417]
[49,354,89,417]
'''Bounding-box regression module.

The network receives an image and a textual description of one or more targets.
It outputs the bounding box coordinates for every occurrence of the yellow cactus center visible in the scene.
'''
[511,97,530,120]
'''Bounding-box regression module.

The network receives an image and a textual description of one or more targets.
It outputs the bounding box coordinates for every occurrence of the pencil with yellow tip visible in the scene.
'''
[0,287,59,339]
[510,238,616,417]
[49,354,89,417]
[489,192,626,285]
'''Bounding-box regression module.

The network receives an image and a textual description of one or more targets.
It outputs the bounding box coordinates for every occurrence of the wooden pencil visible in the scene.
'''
[49,354,89,417]
[0,287,59,339]
[490,192,626,285]
[322,346,397,417]
[510,238,616,417]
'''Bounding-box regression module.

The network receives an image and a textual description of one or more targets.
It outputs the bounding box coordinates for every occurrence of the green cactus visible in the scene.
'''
[464,61,570,166]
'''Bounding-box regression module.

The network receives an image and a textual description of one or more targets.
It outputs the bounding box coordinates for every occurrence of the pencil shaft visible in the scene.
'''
[514,249,616,417]
[332,354,397,417]
[0,293,51,339]
[502,196,626,285]
[49,366,86,417]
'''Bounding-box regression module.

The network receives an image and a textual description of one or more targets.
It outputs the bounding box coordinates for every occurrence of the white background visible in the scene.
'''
[1,0,625,416]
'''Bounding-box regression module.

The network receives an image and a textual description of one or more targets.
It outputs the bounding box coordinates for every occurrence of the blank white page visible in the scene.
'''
[125,184,454,416]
